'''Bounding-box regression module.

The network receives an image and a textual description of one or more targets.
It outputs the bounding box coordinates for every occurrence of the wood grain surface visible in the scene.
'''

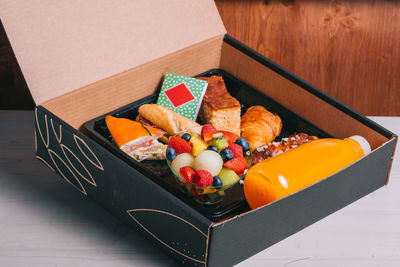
[1,1,399,115]
[215,0,400,115]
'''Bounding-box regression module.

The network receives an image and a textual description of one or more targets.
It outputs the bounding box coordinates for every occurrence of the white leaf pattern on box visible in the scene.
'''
[35,108,49,148]
[74,134,104,171]
[35,107,102,195]
[48,148,87,195]
[60,144,97,187]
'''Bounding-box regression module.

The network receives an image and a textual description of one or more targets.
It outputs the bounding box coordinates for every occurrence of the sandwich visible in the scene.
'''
[105,115,167,161]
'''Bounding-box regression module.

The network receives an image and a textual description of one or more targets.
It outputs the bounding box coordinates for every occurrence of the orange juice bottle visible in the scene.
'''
[244,136,371,209]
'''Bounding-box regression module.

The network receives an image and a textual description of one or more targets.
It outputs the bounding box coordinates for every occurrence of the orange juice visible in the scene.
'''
[244,136,371,209]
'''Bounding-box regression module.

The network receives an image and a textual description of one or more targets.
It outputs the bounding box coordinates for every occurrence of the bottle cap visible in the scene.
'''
[349,135,371,156]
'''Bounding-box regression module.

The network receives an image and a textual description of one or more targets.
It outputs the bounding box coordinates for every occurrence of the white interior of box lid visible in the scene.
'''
[0,0,225,104]
[42,36,224,128]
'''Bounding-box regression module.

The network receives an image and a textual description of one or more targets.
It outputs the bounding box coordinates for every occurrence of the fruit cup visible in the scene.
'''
[166,126,253,205]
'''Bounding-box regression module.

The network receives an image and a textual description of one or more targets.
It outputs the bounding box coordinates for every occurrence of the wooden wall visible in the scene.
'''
[1,1,399,115]
[215,0,400,115]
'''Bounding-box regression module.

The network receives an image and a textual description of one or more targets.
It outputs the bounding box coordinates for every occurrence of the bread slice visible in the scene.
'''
[138,104,200,136]
[198,76,241,135]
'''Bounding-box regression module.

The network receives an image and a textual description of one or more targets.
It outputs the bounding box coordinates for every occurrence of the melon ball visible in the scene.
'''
[171,153,195,176]
[193,150,223,176]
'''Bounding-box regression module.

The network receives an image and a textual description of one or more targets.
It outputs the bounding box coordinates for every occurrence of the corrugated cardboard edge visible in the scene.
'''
[385,135,398,185]
[204,223,212,267]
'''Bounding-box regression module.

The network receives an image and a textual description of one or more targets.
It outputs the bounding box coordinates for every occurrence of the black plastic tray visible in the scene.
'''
[83,69,331,221]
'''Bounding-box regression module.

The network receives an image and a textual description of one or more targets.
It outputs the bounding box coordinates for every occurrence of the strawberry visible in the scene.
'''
[201,124,217,143]
[168,136,192,154]
[179,166,196,183]
[194,170,213,187]
[227,143,243,158]
[224,156,247,174]
[219,131,239,144]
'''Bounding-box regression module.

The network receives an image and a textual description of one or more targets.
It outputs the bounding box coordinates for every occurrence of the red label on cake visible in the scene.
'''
[164,83,195,108]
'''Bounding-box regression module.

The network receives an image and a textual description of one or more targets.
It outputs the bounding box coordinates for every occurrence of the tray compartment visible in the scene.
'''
[83,69,330,222]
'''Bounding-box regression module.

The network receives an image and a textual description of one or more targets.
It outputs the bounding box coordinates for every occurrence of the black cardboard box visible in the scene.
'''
[1,1,397,266]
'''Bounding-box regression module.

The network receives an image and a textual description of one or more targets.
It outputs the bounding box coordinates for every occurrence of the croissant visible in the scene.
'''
[240,106,282,151]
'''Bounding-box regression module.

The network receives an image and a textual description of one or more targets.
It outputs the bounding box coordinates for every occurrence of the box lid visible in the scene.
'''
[0,0,226,104]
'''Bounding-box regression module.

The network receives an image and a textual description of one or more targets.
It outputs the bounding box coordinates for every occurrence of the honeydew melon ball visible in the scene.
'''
[171,153,194,176]
[193,150,223,176]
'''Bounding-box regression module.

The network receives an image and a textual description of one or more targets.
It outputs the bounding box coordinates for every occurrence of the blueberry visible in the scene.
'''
[166,147,176,161]
[212,176,222,188]
[235,137,250,151]
[181,133,191,142]
[207,145,218,153]
[220,149,234,161]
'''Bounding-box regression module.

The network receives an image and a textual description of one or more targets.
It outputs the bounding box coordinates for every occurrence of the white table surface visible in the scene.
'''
[0,111,399,267]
